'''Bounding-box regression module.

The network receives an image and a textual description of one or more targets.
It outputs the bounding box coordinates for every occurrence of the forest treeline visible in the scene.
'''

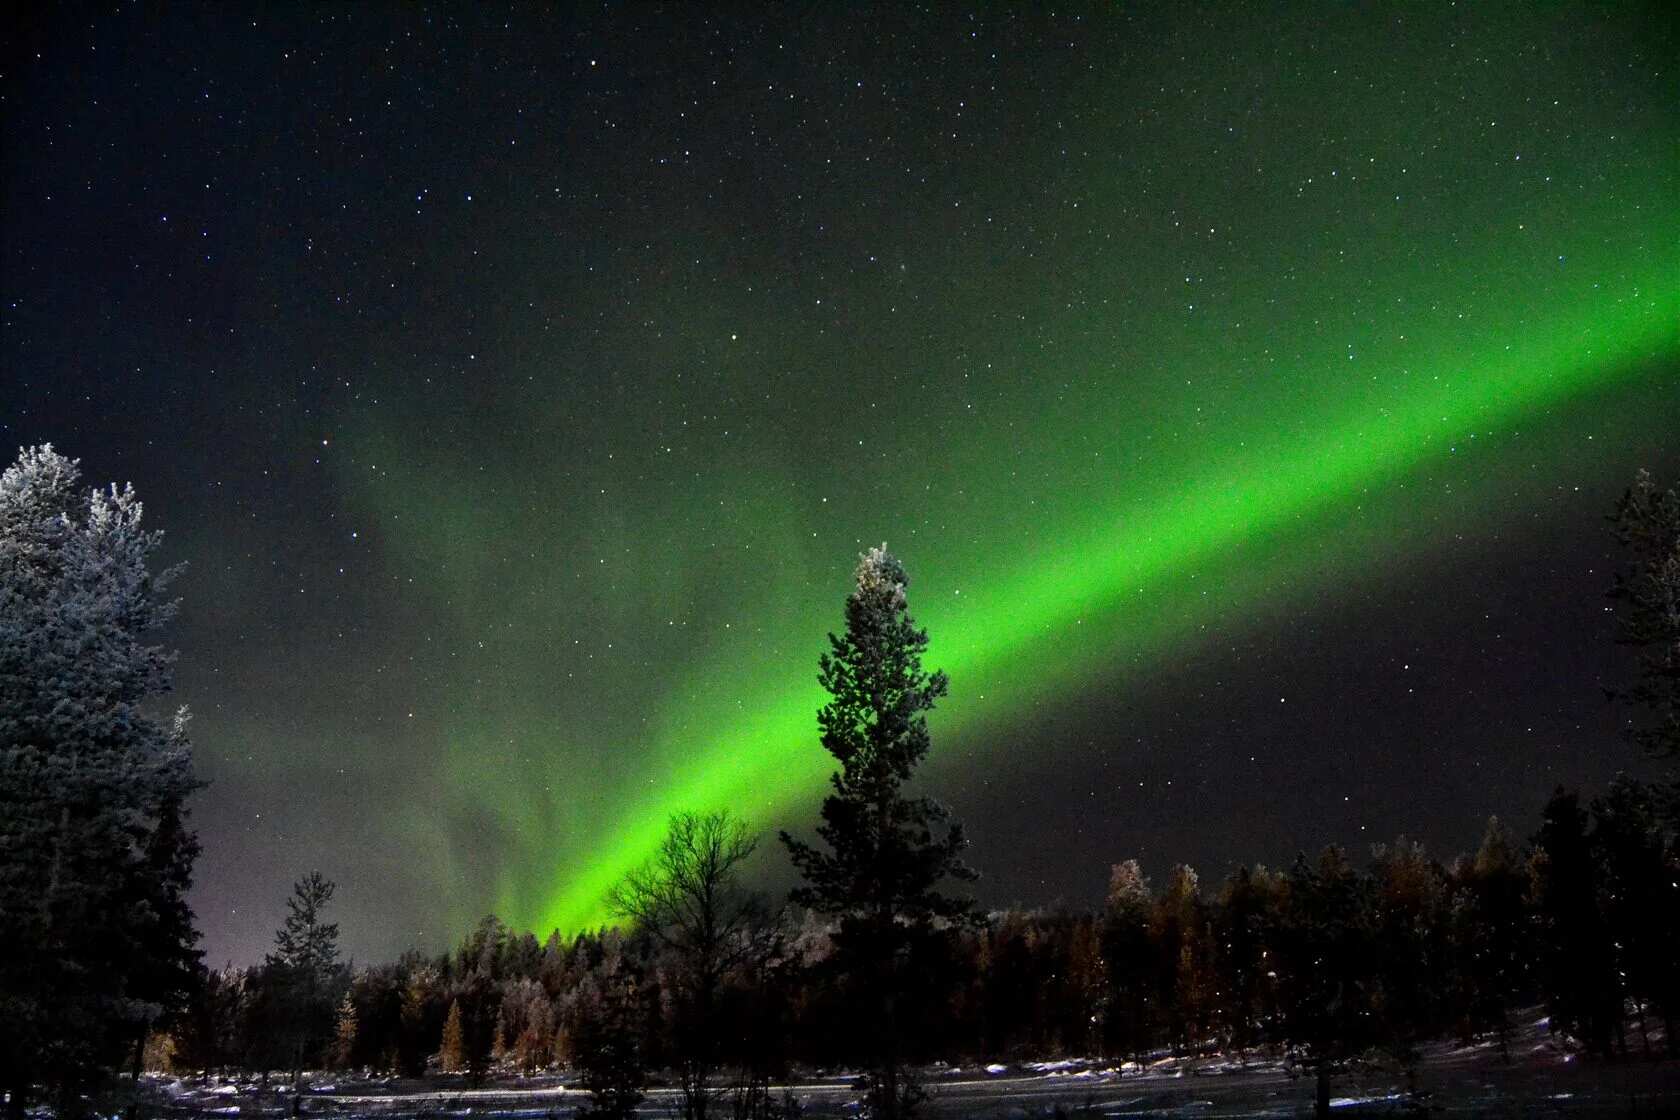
[163,778,1678,1089]
[5,445,1678,1120]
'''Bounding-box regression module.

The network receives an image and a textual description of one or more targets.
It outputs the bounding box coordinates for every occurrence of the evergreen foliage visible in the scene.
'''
[330,993,359,1071]
[1531,789,1622,1055]
[1275,847,1378,1117]
[780,545,976,1118]
[573,965,646,1120]
[0,444,204,1115]
[1100,860,1157,1061]
[1449,817,1530,1057]
[1588,778,1679,1056]
[260,871,346,1081]
[437,1001,466,1073]
[1608,470,1680,759]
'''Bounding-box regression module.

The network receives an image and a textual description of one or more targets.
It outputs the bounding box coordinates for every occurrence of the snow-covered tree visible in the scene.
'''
[0,444,203,1114]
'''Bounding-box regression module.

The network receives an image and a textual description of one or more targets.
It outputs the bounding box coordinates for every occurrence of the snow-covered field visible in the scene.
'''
[145,1016,1680,1117]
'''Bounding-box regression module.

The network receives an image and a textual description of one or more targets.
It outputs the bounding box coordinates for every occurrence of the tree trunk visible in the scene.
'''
[1314,1064,1331,1120]
[124,1024,148,1120]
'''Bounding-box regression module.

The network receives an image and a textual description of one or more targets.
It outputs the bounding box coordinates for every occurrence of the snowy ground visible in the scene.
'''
[145,1016,1680,1117]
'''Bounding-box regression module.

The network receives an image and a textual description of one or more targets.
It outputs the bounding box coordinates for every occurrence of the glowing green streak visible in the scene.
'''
[537,283,1679,932]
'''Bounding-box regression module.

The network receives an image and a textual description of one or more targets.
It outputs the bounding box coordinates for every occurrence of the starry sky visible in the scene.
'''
[3,4,1676,967]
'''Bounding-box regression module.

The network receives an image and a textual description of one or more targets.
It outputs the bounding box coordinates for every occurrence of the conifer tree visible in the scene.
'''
[781,545,976,1119]
[1450,817,1530,1058]
[1213,865,1284,1056]
[1589,777,1678,1056]
[1151,864,1210,1054]
[1531,789,1621,1055]
[573,968,646,1120]
[1607,470,1680,760]
[1100,860,1157,1061]
[264,871,345,1082]
[437,1000,466,1074]
[398,962,444,1076]
[1276,846,1376,1119]
[331,994,359,1071]
[1369,838,1449,1071]
[1065,915,1108,1056]
[0,445,204,1115]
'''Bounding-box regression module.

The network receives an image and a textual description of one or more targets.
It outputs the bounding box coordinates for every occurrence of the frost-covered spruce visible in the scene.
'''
[0,444,203,1112]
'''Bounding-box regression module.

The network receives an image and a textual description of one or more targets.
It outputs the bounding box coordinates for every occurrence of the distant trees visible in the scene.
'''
[572,948,647,1120]
[781,545,976,1119]
[1100,860,1157,1061]
[1213,864,1283,1055]
[1152,864,1214,1056]
[1273,846,1376,1118]
[1448,817,1529,1057]
[1368,838,1449,1072]
[145,768,1675,1105]
[437,1001,466,1073]
[1531,789,1623,1055]
[171,965,253,1077]
[330,994,358,1070]
[0,445,204,1116]
[448,916,526,1083]
[499,977,556,1075]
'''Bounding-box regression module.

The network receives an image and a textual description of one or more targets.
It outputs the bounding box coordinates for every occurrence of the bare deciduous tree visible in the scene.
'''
[608,810,776,1120]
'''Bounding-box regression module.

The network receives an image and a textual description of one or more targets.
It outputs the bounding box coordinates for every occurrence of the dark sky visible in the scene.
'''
[3,4,1675,967]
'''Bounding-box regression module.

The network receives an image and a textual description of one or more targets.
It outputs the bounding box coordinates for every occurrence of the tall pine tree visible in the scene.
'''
[780,545,975,1119]
[262,871,345,1084]
[0,445,203,1116]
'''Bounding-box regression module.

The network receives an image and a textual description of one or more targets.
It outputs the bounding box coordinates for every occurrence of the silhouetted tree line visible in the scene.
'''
[163,777,1678,1091]
[170,519,1680,1120]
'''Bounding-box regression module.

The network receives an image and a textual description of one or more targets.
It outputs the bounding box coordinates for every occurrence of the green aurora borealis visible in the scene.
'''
[7,4,1676,960]
[342,210,1677,935]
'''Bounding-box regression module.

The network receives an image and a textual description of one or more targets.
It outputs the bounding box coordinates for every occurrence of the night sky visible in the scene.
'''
[3,4,1676,968]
